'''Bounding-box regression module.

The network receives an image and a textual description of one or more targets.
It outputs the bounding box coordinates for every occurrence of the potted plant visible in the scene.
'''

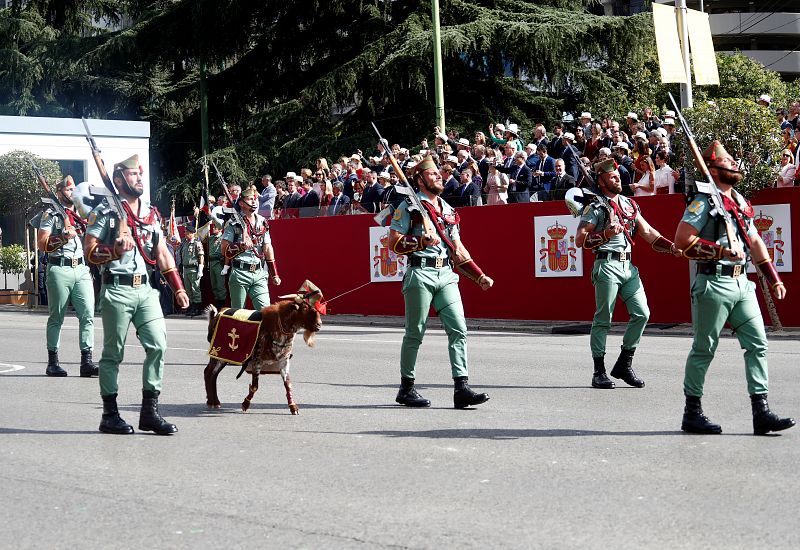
[0,244,28,305]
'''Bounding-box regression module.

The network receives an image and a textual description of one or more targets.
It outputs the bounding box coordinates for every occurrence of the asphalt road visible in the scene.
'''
[1,309,798,549]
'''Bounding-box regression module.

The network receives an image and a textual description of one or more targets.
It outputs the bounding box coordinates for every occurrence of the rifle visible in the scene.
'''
[668,92,740,250]
[30,160,74,233]
[81,118,131,240]
[370,122,434,238]
[209,160,253,248]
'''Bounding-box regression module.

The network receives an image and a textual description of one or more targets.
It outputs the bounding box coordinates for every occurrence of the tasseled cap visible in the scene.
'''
[57,175,75,190]
[113,154,140,173]
[239,185,259,201]
[413,155,438,176]
[280,280,326,314]
[702,140,731,162]
[593,158,618,174]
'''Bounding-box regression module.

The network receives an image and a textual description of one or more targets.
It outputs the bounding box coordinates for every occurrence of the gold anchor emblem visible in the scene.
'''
[228,328,240,351]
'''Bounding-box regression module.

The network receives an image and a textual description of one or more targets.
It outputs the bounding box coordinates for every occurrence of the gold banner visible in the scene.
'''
[688,8,720,86]
[653,3,687,84]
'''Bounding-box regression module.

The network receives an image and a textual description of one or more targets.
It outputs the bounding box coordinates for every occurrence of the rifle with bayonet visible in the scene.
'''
[668,92,740,251]
[210,160,253,248]
[370,122,435,239]
[81,118,131,240]
[30,160,75,234]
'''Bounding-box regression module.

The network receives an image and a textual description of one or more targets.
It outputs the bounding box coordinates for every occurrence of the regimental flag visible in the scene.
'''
[167,199,180,245]
[208,308,263,365]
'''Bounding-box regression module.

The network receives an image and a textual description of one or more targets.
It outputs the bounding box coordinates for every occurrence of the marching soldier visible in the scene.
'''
[207,222,227,308]
[388,155,494,409]
[674,140,794,435]
[178,225,204,316]
[575,158,679,390]
[84,154,189,435]
[35,176,98,377]
[221,185,281,309]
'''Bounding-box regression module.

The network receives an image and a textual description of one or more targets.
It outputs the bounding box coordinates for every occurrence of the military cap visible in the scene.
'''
[702,140,731,162]
[239,185,259,201]
[57,175,75,190]
[413,155,438,175]
[113,154,140,173]
[593,158,618,174]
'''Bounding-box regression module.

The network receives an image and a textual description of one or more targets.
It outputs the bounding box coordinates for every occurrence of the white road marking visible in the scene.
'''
[0,362,26,374]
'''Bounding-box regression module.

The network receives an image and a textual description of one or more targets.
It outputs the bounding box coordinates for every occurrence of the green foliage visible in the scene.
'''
[0,150,62,216]
[0,244,27,277]
[682,98,782,199]
[695,52,789,107]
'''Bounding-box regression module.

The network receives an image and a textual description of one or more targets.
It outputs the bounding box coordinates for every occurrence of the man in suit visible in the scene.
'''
[327,182,350,215]
[299,178,320,217]
[359,170,385,213]
[530,143,556,201]
[560,132,581,182]
[283,178,302,218]
[451,168,480,207]
[549,123,566,159]
[497,150,531,203]
[551,159,576,201]
[440,164,459,206]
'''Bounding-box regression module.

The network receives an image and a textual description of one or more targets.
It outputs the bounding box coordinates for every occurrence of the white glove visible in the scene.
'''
[220,265,230,276]
[197,266,204,279]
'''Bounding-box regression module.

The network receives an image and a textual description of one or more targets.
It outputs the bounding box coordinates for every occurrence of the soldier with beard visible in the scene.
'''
[84,154,189,435]
[35,176,98,377]
[674,141,794,435]
[576,158,680,390]
[388,155,494,409]
[221,185,281,309]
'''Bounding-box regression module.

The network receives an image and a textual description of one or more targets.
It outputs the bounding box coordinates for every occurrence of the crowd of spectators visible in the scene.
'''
[228,95,797,220]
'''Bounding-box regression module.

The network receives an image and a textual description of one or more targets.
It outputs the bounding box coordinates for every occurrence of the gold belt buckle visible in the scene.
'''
[732,264,742,277]
[435,257,445,268]
[132,274,142,287]
[71,257,79,268]
[249,263,258,272]
[619,252,628,262]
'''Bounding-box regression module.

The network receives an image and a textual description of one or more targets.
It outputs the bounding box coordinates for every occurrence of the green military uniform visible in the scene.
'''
[208,231,227,305]
[86,198,167,398]
[222,214,271,309]
[390,193,468,380]
[681,191,766,396]
[178,231,204,310]
[37,207,95,371]
[580,194,650,360]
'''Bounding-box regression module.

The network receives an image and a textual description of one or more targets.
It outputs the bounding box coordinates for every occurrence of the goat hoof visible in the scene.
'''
[241,401,251,412]
[289,404,299,415]
[206,401,221,409]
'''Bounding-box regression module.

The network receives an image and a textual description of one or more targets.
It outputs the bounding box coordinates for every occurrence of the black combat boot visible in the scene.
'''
[681,395,722,434]
[610,347,645,388]
[79,349,99,378]
[46,350,67,377]
[184,303,194,316]
[591,355,615,389]
[751,394,796,435]
[395,377,431,407]
[453,376,489,409]
[215,299,226,310]
[190,303,203,317]
[99,394,134,435]
[138,390,178,435]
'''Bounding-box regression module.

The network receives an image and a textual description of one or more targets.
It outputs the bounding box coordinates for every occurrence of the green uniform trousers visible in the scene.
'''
[45,263,95,352]
[684,272,768,397]
[400,266,468,379]
[182,266,202,304]
[229,266,270,310]
[209,260,227,301]
[98,282,167,396]
[590,258,650,358]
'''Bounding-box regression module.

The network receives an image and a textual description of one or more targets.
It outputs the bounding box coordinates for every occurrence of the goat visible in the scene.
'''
[204,297,322,414]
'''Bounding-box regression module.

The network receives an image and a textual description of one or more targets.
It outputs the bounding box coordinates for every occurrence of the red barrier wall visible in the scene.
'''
[269,189,800,327]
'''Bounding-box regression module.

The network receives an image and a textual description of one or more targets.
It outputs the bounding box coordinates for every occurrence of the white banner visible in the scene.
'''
[369,226,407,282]
[748,203,792,273]
[534,215,583,278]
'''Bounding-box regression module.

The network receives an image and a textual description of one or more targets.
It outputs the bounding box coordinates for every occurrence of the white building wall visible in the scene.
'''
[0,115,152,202]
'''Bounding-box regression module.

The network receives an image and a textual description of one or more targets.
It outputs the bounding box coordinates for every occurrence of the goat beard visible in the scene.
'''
[303,330,317,347]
